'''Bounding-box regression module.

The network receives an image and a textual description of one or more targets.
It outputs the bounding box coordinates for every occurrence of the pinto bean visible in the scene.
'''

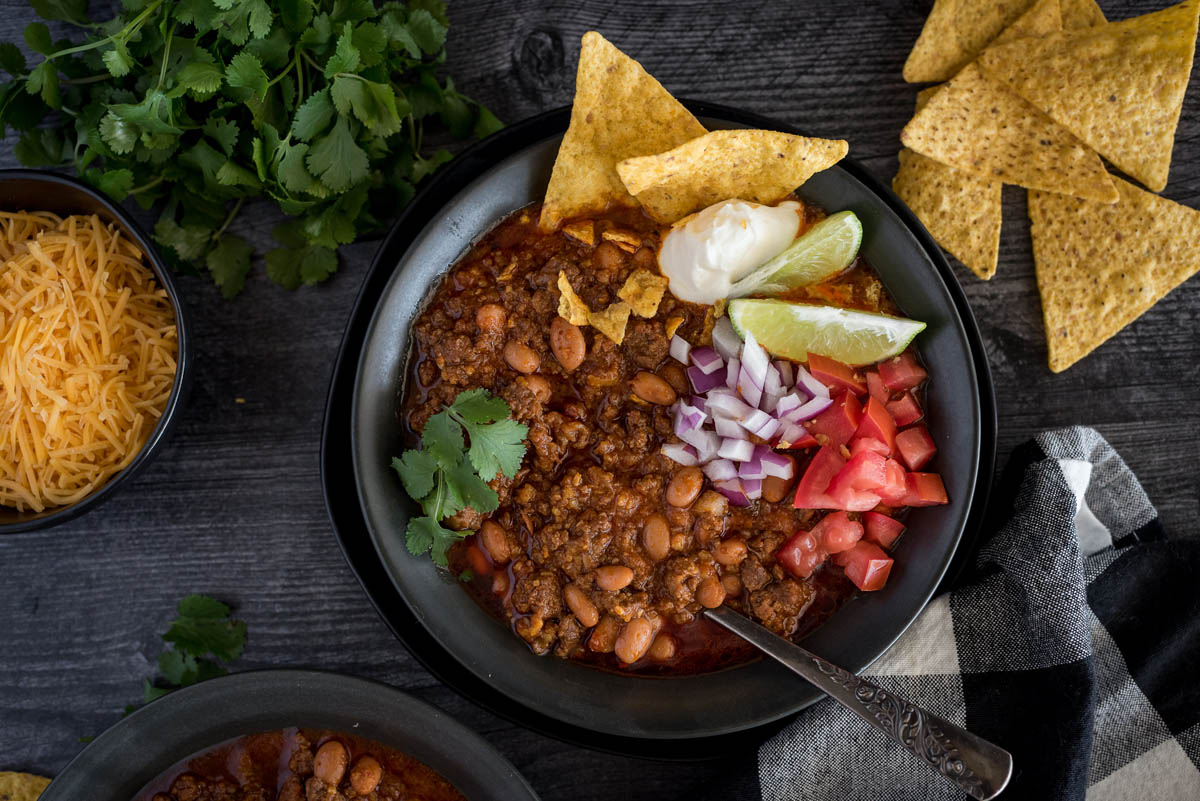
[349,756,382,795]
[614,617,656,664]
[549,316,586,371]
[595,565,635,591]
[475,303,507,333]
[564,583,600,627]
[666,467,704,507]
[631,371,677,405]
[642,515,671,561]
[697,576,727,609]
[588,615,620,653]
[517,374,551,404]
[503,340,540,374]
[313,741,348,786]
[713,537,747,566]
[479,520,512,564]
[648,633,677,661]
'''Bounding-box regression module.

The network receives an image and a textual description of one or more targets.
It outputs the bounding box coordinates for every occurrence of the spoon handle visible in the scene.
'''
[705,606,1012,801]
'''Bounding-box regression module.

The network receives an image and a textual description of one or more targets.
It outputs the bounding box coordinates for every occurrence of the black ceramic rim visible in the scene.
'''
[321,102,998,759]
[39,669,540,801]
[0,169,193,533]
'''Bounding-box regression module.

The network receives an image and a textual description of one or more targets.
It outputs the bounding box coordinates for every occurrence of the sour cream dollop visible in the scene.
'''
[658,199,801,305]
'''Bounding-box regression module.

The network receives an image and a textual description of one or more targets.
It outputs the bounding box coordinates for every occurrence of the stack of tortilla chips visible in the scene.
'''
[894,0,1200,371]
[540,32,849,344]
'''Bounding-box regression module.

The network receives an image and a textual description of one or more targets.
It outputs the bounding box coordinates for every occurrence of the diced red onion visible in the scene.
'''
[760,448,794,479]
[673,401,707,436]
[738,364,763,408]
[702,458,738,482]
[740,330,770,395]
[718,438,755,462]
[764,362,782,397]
[781,395,834,423]
[689,346,723,375]
[761,388,780,413]
[688,365,725,394]
[741,408,774,435]
[795,364,830,399]
[661,443,699,466]
[739,456,766,480]
[713,414,747,439]
[713,478,751,507]
[706,391,754,421]
[680,427,721,462]
[725,357,740,391]
[774,392,805,418]
[712,317,741,361]
[777,422,809,449]
[754,417,781,440]
[775,360,794,387]
[742,477,763,500]
[690,396,708,412]
[670,335,691,365]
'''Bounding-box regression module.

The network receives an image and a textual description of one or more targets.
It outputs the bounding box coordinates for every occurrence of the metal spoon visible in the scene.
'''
[704,606,1013,800]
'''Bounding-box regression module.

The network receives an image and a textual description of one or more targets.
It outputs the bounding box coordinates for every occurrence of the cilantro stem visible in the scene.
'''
[211,197,245,242]
[155,22,176,91]
[44,0,163,61]
[266,52,301,90]
[61,73,111,85]
[129,175,165,195]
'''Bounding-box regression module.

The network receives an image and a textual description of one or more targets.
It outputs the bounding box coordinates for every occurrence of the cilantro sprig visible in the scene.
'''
[0,0,501,298]
[392,389,528,567]
[134,594,247,710]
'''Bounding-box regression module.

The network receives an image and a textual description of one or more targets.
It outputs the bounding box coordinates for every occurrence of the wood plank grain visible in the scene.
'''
[1,2,1197,799]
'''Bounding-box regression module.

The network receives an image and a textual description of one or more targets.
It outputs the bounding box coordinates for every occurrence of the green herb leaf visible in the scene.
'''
[206,234,254,299]
[177,594,232,619]
[407,8,447,54]
[90,168,135,200]
[446,456,499,514]
[246,0,273,39]
[155,216,213,262]
[405,515,463,566]
[264,242,337,289]
[421,410,464,470]
[102,40,134,77]
[323,23,361,77]
[161,597,247,661]
[0,43,25,76]
[26,60,60,109]
[392,450,437,500]
[465,418,529,482]
[306,115,368,191]
[292,87,334,140]
[23,23,52,55]
[176,60,224,97]
[31,0,89,24]
[226,50,268,100]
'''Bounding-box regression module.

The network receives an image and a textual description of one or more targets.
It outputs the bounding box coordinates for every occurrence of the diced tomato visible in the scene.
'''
[876,459,909,506]
[778,425,819,449]
[793,446,846,509]
[834,541,894,591]
[886,392,923,427]
[827,451,886,511]
[901,472,949,506]
[877,350,928,392]
[849,437,890,457]
[863,511,906,549]
[866,370,890,405]
[896,425,937,471]
[807,391,862,448]
[811,511,863,554]
[855,397,897,453]
[777,530,828,578]
[807,353,867,395]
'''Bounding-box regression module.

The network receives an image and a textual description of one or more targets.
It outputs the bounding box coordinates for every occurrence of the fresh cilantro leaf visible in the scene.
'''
[405,515,463,567]
[464,418,529,482]
[26,60,60,109]
[204,117,238,155]
[161,598,247,661]
[458,569,475,583]
[331,0,376,25]
[206,234,254,298]
[31,0,89,23]
[413,149,453,183]
[306,115,368,191]
[332,76,401,136]
[264,242,337,289]
[421,410,464,470]
[143,679,171,703]
[438,90,473,138]
[407,8,447,54]
[90,168,135,200]
[246,0,273,39]
[446,456,499,514]
[155,216,212,261]
[410,0,450,27]
[292,88,334,141]
[274,140,314,193]
[176,61,223,96]
[392,450,437,500]
[23,23,53,55]
[351,22,386,67]
[324,23,361,77]
[177,594,231,619]
[98,111,136,154]
[102,40,134,77]
[278,0,313,33]
[449,388,510,424]
[0,43,25,76]
[216,160,261,189]
[226,50,268,100]
[474,106,504,139]
[14,128,67,166]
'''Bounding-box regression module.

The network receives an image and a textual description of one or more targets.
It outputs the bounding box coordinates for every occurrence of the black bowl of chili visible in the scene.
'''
[322,102,997,756]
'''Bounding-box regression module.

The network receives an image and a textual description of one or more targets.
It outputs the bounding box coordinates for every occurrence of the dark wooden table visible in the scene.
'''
[2,1,1197,798]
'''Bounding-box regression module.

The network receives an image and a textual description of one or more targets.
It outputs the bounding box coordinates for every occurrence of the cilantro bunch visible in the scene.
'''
[138,594,247,707]
[392,389,528,566]
[0,0,500,297]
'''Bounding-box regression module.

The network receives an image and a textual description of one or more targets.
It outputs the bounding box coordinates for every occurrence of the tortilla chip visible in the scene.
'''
[664,316,685,339]
[616,129,848,224]
[588,301,632,344]
[893,149,1002,280]
[539,32,706,231]
[991,0,1062,43]
[1059,0,1105,29]
[557,272,590,325]
[618,269,669,317]
[901,63,1118,203]
[601,229,642,252]
[562,221,595,246]
[1029,177,1200,372]
[699,299,726,345]
[978,0,1200,192]
[0,772,51,801]
[902,0,1037,82]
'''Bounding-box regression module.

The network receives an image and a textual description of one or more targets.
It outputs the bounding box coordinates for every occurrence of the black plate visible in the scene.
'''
[39,670,539,801]
[0,169,193,533]
[322,103,997,758]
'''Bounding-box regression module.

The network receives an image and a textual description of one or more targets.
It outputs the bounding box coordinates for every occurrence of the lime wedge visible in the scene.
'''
[727,299,926,366]
[729,210,863,298]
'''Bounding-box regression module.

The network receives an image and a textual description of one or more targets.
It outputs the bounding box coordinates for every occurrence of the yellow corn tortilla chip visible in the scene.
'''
[557,272,590,325]
[617,269,669,317]
[0,772,51,801]
[616,129,848,224]
[901,63,1118,203]
[589,301,632,344]
[978,0,1200,192]
[539,32,706,231]
[902,0,1038,82]
[601,229,642,252]
[991,0,1062,45]
[893,149,1002,280]
[1059,0,1105,29]
[1029,177,1200,372]
[562,221,595,246]
[664,316,685,339]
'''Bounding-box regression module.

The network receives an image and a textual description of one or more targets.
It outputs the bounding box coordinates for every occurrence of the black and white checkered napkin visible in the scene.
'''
[699,426,1200,800]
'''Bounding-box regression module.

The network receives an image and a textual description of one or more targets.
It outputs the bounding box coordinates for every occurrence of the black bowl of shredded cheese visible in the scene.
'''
[0,170,191,533]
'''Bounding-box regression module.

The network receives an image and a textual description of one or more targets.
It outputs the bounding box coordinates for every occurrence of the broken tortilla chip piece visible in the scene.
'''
[1059,0,1105,29]
[902,0,1037,82]
[978,0,1200,192]
[893,148,1002,280]
[601,229,642,252]
[900,63,1118,203]
[589,301,633,344]
[616,129,848,224]
[557,272,591,325]
[0,772,51,801]
[665,316,685,339]
[618,269,669,317]
[1029,177,1200,372]
[538,32,706,231]
[562,221,595,246]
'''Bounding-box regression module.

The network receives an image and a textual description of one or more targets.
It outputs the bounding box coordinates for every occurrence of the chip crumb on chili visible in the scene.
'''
[562,220,596,246]
[557,271,591,325]
[618,269,669,318]
[588,301,633,344]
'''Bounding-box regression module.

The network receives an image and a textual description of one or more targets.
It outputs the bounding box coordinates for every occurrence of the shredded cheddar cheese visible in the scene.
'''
[0,211,177,512]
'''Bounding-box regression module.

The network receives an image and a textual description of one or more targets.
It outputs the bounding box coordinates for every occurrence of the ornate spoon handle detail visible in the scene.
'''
[705,606,1013,801]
